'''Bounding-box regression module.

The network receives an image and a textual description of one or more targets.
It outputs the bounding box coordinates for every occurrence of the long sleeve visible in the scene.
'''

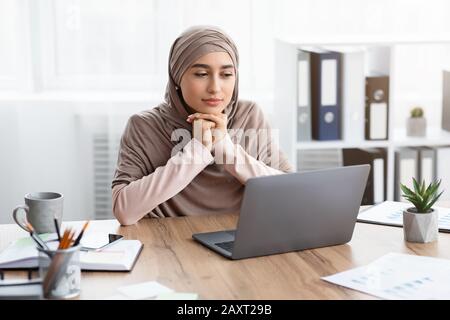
[213,134,288,185]
[112,138,213,225]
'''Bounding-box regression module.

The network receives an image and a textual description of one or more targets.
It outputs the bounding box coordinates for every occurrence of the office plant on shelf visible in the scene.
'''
[401,178,444,243]
[406,106,426,137]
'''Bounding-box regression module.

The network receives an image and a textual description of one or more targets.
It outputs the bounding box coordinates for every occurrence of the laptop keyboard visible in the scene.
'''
[215,241,234,252]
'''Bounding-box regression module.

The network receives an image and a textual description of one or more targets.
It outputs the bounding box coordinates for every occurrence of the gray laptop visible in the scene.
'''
[192,164,370,260]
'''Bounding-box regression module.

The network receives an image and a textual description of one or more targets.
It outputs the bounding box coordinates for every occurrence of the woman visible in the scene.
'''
[112,26,292,225]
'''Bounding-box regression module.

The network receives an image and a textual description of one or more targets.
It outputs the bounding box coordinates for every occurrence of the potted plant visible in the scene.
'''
[406,106,426,137]
[401,178,444,243]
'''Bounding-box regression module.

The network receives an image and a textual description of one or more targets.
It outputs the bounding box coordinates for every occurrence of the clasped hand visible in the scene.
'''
[186,113,228,152]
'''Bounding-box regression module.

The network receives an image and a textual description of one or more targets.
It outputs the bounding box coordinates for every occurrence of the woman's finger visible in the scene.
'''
[202,120,216,130]
[188,113,224,125]
[192,119,204,140]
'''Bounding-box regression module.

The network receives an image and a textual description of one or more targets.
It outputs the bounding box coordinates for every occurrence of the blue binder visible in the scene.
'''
[306,48,341,140]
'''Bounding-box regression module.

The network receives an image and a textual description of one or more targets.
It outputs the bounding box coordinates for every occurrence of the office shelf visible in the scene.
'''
[296,140,390,150]
[274,37,450,201]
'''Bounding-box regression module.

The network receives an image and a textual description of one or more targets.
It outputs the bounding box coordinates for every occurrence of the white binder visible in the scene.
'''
[373,158,385,204]
[394,148,419,202]
[369,102,388,139]
[436,147,450,201]
[414,147,436,185]
[442,70,450,132]
[331,47,365,142]
[297,49,312,141]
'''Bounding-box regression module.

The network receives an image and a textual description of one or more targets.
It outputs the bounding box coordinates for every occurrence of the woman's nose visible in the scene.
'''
[207,77,220,93]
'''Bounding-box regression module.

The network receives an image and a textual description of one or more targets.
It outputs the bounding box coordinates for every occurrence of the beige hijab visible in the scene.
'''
[112,26,292,218]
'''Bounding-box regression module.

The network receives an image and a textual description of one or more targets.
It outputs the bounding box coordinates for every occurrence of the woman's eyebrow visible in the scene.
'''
[191,64,234,69]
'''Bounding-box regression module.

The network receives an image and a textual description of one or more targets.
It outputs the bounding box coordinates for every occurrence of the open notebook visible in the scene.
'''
[0,233,143,271]
[358,200,450,232]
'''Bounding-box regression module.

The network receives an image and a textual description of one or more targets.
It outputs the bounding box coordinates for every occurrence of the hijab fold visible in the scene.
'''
[112,26,292,218]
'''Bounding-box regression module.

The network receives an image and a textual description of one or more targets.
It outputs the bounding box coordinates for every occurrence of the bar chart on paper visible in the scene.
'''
[322,253,450,299]
[357,201,450,231]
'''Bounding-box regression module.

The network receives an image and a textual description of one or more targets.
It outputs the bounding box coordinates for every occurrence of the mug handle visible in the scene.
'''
[12,205,30,232]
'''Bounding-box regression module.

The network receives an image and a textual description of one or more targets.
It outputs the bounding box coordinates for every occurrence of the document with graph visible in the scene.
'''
[357,201,450,232]
[322,253,450,299]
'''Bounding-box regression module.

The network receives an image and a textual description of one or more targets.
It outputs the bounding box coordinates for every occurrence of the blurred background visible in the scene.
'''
[1,0,450,223]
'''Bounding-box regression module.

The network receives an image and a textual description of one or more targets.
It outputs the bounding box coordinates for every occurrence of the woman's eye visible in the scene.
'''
[223,73,234,77]
[195,73,208,77]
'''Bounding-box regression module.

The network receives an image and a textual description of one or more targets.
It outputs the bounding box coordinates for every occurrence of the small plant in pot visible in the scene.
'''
[401,178,444,243]
[406,106,426,137]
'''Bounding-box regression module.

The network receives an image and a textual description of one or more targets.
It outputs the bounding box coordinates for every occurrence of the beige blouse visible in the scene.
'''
[112,135,286,225]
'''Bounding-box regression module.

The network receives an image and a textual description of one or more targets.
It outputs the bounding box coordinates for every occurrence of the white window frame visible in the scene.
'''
[0,0,33,91]
[35,0,180,91]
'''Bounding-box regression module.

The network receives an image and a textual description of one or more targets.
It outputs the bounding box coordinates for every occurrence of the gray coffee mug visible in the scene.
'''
[13,192,63,234]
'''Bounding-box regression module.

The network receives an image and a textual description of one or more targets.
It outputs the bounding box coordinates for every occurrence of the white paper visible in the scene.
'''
[80,232,112,249]
[357,201,450,230]
[103,293,133,300]
[0,233,57,268]
[79,239,142,271]
[322,253,450,299]
[0,236,142,271]
[117,281,173,300]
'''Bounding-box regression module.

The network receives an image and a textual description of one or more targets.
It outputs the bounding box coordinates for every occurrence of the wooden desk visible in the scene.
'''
[2,205,450,300]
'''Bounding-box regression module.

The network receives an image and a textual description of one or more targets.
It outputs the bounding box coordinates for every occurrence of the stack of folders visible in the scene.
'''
[343,148,386,205]
[0,234,143,271]
[395,146,450,202]
[296,46,389,142]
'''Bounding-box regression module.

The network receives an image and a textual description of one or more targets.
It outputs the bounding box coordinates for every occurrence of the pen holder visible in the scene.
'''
[37,244,81,299]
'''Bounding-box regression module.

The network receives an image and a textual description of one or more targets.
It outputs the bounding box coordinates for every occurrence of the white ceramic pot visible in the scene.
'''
[406,117,426,137]
[403,208,438,243]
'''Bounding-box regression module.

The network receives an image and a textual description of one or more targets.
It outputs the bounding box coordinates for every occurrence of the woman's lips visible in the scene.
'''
[202,99,223,107]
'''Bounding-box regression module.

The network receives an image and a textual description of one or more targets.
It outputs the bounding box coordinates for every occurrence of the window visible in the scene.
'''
[0,0,29,90]
[36,0,177,90]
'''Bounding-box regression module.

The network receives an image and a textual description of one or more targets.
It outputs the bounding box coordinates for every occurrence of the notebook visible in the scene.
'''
[357,200,450,232]
[0,233,143,271]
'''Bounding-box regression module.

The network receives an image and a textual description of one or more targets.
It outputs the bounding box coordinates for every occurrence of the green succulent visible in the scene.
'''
[410,107,424,118]
[400,178,444,213]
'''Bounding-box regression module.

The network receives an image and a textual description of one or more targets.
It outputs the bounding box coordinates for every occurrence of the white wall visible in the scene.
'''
[1,0,450,222]
[0,101,153,223]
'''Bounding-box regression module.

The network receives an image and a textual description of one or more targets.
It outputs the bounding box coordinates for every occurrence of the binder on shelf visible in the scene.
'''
[442,70,450,132]
[331,47,365,142]
[435,147,450,201]
[365,75,389,140]
[411,146,436,185]
[305,48,341,141]
[342,148,387,205]
[394,148,419,201]
[297,49,312,141]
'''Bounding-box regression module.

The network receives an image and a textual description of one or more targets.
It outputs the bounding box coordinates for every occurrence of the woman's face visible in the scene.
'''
[179,51,236,114]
